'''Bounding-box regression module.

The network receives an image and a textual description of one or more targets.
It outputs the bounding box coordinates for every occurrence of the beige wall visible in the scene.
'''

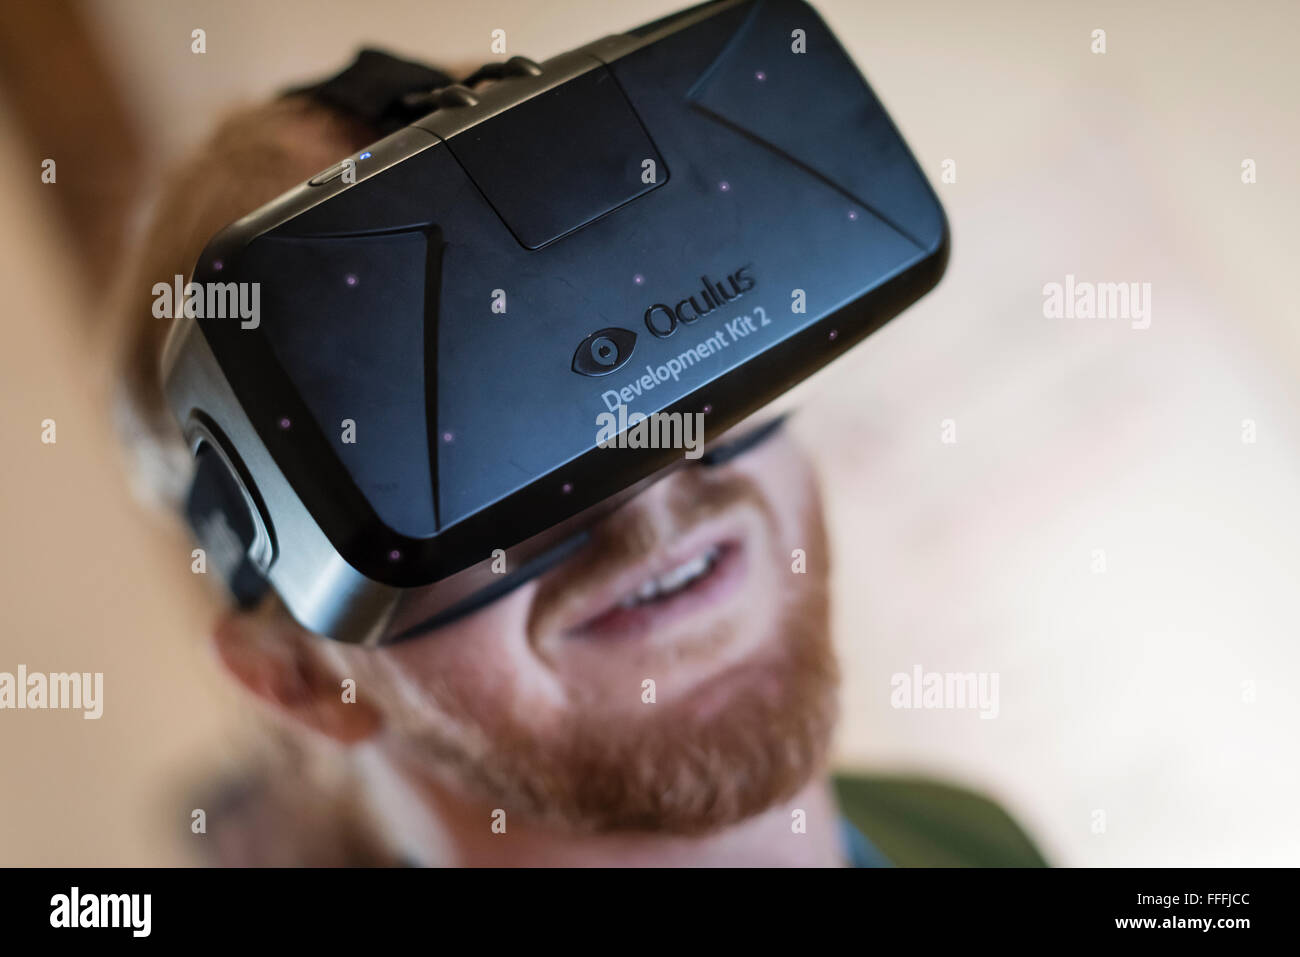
[1,0,1297,865]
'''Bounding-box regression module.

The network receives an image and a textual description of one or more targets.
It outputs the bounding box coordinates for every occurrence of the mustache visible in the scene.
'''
[527,467,774,640]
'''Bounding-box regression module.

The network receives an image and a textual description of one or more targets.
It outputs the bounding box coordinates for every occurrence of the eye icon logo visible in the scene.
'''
[572,327,637,377]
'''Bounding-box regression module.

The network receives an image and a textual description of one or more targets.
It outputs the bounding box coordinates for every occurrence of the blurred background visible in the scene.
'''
[1,0,1297,866]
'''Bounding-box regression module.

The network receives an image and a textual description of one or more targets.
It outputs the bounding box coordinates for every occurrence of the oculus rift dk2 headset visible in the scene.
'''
[161,0,949,645]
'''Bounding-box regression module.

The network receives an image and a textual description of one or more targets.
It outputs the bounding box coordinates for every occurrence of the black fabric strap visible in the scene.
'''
[284,48,455,134]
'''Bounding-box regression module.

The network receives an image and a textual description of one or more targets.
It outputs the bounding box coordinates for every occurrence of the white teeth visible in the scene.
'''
[658,554,710,591]
[619,546,720,609]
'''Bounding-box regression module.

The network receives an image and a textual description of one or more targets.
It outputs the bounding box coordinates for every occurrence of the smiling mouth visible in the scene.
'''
[617,545,722,609]
[567,540,744,641]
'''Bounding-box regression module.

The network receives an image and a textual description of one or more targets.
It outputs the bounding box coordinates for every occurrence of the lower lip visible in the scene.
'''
[569,541,746,642]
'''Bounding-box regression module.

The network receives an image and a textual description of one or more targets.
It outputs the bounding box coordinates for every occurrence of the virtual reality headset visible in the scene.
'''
[161,0,949,645]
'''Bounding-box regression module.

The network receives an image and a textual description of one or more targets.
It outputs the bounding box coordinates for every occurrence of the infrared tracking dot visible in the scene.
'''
[442,432,454,443]
[277,416,292,430]
[345,273,359,287]
[561,482,573,494]
[633,274,644,285]
[212,259,224,272]
[718,181,731,192]
[755,71,766,81]
[847,209,859,221]
[828,330,839,341]
[703,404,713,414]
[388,549,402,562]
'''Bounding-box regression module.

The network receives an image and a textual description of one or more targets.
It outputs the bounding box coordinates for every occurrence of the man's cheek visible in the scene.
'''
[384,597,566,724]
[387,627,510,709]
[759,450,823,559]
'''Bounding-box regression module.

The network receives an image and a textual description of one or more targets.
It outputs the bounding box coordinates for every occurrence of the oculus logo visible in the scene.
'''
[572,327,637,376]
[643,266,755,339]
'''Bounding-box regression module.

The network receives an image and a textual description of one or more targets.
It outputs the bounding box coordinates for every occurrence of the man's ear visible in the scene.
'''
[212,611,383,744]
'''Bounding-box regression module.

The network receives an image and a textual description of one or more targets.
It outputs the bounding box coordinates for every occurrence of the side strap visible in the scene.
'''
[283,48,455,134]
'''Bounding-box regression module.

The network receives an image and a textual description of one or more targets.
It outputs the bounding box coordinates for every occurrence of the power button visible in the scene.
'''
[308,160,351,186]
